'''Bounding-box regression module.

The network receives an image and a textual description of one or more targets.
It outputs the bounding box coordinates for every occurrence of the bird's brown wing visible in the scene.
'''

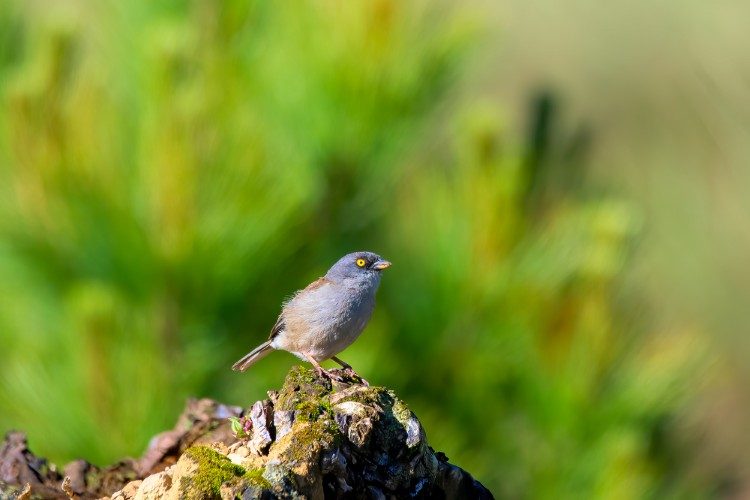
[267,314,285,341]
[302,276,332,292]
[268,277,332,341]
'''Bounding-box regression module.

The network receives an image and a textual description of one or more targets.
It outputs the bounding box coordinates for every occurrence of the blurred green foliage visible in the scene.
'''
[0,1,713,498]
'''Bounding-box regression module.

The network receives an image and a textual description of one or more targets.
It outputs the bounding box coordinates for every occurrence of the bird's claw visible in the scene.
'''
[342,367,369,386]
[316,367,369,386]
[329,371,348,383]
[313,367,345,383]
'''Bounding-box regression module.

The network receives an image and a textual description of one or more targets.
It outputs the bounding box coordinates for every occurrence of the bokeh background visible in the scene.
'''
[1,1,749,497]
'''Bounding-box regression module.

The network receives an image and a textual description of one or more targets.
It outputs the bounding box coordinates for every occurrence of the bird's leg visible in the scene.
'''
[331,356,351,370]
[303,353,345,382]
[303,353,328,378]
[331,356,369,386]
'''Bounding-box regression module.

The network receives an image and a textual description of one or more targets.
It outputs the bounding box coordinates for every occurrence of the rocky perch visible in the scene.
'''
[0,366,493,499]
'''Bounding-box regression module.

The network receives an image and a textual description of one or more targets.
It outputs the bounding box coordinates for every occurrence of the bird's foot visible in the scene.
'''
[330,356,369,385]
[314,367,369,386]
[329,370,350,383]
[309,365,344,383]
[341,367,369,386]
[311,365,331,379]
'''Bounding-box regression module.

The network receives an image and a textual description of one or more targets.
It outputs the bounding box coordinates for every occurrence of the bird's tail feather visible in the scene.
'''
[232,341,273,372]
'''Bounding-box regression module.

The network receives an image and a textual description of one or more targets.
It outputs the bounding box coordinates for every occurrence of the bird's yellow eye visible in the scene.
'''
[356,258,366,268]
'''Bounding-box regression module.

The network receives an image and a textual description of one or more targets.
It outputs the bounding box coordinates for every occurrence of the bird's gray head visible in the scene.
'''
[325,251,391,283]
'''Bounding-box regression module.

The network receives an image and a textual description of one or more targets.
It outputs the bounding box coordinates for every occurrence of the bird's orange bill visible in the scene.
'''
[373,260,391,270]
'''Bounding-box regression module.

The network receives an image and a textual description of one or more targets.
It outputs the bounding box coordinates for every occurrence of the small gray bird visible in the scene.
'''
[232,251,391,382]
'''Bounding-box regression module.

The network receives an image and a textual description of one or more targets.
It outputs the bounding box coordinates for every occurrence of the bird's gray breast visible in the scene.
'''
[336,284,376,335]
[302,276,379,359]
[274,273,381,361]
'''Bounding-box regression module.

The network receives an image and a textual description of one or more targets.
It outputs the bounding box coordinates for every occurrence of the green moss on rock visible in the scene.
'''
[295,398,334,422]
[180,446,246,499]
[332,385,388,407]
[275,366,332,413]
[392,398,412,424]
[242,468,271,489]
[273,418,340,466]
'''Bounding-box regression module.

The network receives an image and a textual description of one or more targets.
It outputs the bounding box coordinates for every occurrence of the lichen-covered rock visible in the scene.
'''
[134,470,172,500]
[110,479,141,500]
[222,366,493,499]
[247,401,274,456]
[0,398,239,499]
[0,366,493,499]
[0,431,70,499]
